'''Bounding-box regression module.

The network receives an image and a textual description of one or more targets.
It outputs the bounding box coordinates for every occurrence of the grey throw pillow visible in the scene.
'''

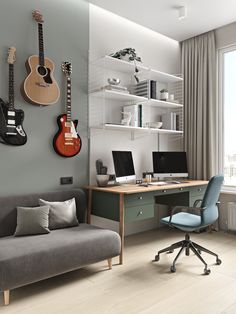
[38,198,79,230]
[14,205,50,236]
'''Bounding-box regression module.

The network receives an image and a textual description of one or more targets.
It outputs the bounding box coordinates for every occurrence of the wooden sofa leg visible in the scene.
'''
[3,290,10,306]
[107,258,112,270]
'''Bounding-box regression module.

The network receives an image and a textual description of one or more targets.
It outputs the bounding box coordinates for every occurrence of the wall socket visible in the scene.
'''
[109,174,116,181]
[60,177,73,185]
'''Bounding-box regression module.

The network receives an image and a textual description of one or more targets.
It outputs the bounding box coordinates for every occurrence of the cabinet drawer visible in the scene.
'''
[125,193,154,207]
[190,186,207,196]
[125,203,154,223]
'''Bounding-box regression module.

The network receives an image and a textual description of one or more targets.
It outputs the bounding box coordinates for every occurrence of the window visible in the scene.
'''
[219,46,236,186]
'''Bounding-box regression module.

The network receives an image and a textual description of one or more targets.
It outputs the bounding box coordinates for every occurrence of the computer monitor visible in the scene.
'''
[152,151,188,178]
[112,151,136,183]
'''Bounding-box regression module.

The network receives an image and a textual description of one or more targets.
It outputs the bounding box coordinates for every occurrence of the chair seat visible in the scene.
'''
[161,212,201,231]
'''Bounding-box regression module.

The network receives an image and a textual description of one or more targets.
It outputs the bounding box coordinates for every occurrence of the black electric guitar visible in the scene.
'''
[0,47,27,145]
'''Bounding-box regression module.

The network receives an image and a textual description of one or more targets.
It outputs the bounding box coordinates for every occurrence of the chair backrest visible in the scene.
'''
[201,175,224,226]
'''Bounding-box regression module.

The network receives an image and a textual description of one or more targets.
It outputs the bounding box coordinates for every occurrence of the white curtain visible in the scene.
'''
[182,31,220,180]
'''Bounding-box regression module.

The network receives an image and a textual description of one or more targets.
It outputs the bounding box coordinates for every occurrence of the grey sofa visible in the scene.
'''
[0,189,121,306]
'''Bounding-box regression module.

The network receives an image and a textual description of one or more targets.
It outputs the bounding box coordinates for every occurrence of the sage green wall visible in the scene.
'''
[0,0,89,196]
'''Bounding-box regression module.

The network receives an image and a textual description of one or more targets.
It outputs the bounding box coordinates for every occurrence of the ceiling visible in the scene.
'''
[89,0,236,41]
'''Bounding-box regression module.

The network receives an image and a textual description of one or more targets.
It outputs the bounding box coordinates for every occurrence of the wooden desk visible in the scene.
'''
[85,180,208,264]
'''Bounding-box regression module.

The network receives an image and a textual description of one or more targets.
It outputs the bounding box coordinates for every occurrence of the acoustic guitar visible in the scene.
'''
[21,10,60,106]
[0,47,27,146]
[53,62,82,157]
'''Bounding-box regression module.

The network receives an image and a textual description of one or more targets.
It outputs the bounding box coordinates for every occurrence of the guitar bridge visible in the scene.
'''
[36,82,49,87]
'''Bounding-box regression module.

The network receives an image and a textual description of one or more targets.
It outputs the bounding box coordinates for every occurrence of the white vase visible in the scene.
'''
[160,92,168,101]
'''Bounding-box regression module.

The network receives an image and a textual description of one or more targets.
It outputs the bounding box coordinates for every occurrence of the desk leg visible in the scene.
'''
[87,189,92,224]
[119,193,124,265]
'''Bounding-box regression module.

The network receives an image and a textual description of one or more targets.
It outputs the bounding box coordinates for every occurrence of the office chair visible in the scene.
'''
[154,175,224,275]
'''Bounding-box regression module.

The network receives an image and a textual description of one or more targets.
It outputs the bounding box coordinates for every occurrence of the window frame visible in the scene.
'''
[218,44,236,191]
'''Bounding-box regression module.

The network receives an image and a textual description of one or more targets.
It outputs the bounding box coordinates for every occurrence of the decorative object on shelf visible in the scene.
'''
[108,78,120,85]
[169,94,175,102]
[0,47,27,146]
[121,111,132,126]
[101,77,129,94]
[146,122,163,129]
[53,62,82,158]
[160,89,169,101]
[96,159,109,186]
[110,48,142,83]
[21,10,60,106]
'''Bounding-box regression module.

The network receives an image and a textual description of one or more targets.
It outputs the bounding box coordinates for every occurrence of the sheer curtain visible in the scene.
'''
[182,30,219,180]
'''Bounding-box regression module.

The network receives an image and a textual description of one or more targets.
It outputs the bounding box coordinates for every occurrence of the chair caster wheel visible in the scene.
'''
[168,250,174,254]
[216,258,222,265]
[204,268,211,275]
[155,254,160,262]
[170,265,176,273]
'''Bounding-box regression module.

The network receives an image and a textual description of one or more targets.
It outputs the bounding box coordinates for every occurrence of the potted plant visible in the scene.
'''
[160,88,169,101]
[110,48,142,83]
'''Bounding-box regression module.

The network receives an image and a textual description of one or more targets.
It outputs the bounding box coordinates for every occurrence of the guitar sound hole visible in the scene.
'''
[38,66,47,76]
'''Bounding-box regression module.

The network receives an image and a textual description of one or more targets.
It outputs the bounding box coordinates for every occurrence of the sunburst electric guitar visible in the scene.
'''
[53,62,82,157]
[0,47,27,146]
[21,10,60,105]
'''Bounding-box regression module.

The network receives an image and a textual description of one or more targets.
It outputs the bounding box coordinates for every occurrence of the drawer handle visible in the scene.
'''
[198,188,202,192]
[138,196,143,200]
[180,188,183,191]
[138,210,143,216]
[163,190,167,193]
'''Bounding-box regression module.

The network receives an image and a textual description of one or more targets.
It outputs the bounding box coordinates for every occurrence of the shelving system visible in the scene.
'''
[89,55,184,137]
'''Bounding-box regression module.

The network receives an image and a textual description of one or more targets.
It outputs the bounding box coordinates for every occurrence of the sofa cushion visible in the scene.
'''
[14,205,50,236]
[39,198,79,230]
[0,224,121,291]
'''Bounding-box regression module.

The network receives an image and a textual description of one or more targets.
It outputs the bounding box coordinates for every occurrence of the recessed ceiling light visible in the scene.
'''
[178,6,187,20]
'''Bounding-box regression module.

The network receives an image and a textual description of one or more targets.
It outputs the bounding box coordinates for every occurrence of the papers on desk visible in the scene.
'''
[148,181,168,186]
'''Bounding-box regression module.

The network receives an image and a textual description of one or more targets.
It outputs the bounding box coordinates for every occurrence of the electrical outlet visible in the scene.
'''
[109,174,116,181]
[60,177,73,185]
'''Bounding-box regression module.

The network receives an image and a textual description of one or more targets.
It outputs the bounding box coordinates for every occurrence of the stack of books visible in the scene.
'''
[102,85,129,94]
[161,112,180,130]
[132,80,157,99]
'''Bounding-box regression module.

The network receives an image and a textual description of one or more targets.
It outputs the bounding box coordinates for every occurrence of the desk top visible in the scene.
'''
[84,180,208,195]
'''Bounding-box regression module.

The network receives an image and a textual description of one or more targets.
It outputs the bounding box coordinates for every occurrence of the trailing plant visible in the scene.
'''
[110,48,142,83]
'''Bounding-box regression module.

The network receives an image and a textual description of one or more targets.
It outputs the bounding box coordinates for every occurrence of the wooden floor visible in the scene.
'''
[2,228,236,314]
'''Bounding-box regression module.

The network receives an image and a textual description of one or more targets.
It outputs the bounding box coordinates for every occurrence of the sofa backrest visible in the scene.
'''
[0,189,87,238]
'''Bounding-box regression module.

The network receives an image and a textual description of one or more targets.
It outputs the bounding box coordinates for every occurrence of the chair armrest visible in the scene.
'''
[168,205,206,224]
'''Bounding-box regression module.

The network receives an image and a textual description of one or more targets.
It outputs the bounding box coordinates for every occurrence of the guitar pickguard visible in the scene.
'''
[43,68,52,84]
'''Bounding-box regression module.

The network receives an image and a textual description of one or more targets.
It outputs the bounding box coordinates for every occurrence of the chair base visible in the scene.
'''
[154,233,222,274]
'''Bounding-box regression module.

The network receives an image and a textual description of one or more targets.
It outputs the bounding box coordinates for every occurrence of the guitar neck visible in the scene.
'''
[8,64,14,110]
[66,76,72,122]
[38,23,45,66]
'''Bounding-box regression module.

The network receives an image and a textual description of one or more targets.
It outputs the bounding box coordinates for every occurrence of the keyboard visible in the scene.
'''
[148,181,168,186]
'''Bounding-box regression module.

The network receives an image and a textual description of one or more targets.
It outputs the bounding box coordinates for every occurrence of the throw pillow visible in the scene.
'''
[38,198,79,230]
[14,205,50,236]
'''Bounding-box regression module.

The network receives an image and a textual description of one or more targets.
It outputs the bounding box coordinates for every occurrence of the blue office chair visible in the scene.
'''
[154,175,224,275]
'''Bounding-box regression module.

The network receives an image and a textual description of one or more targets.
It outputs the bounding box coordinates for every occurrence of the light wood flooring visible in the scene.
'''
[2,228,236,314]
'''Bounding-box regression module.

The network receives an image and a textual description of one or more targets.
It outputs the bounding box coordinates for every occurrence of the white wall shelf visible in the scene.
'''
[90,90,147,102]
[91,55,183,83]
[145,99,183,109]
[92,123,183,135]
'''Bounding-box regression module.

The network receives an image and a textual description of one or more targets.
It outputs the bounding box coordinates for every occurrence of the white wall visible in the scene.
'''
[89,4,182,235]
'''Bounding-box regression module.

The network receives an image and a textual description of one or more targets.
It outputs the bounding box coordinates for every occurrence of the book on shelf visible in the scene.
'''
[122,104,139,127]
[132,80,157,99]
[138,104,151,127]
[161,112,180,130]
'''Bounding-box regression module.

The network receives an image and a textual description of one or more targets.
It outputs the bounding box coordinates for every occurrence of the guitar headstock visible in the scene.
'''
[62,62,72,76]
[7,47,16,64]
[32,10,44,23]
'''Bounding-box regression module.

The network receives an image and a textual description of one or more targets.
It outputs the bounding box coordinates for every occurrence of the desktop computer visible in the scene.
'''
[112,151,136,184]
